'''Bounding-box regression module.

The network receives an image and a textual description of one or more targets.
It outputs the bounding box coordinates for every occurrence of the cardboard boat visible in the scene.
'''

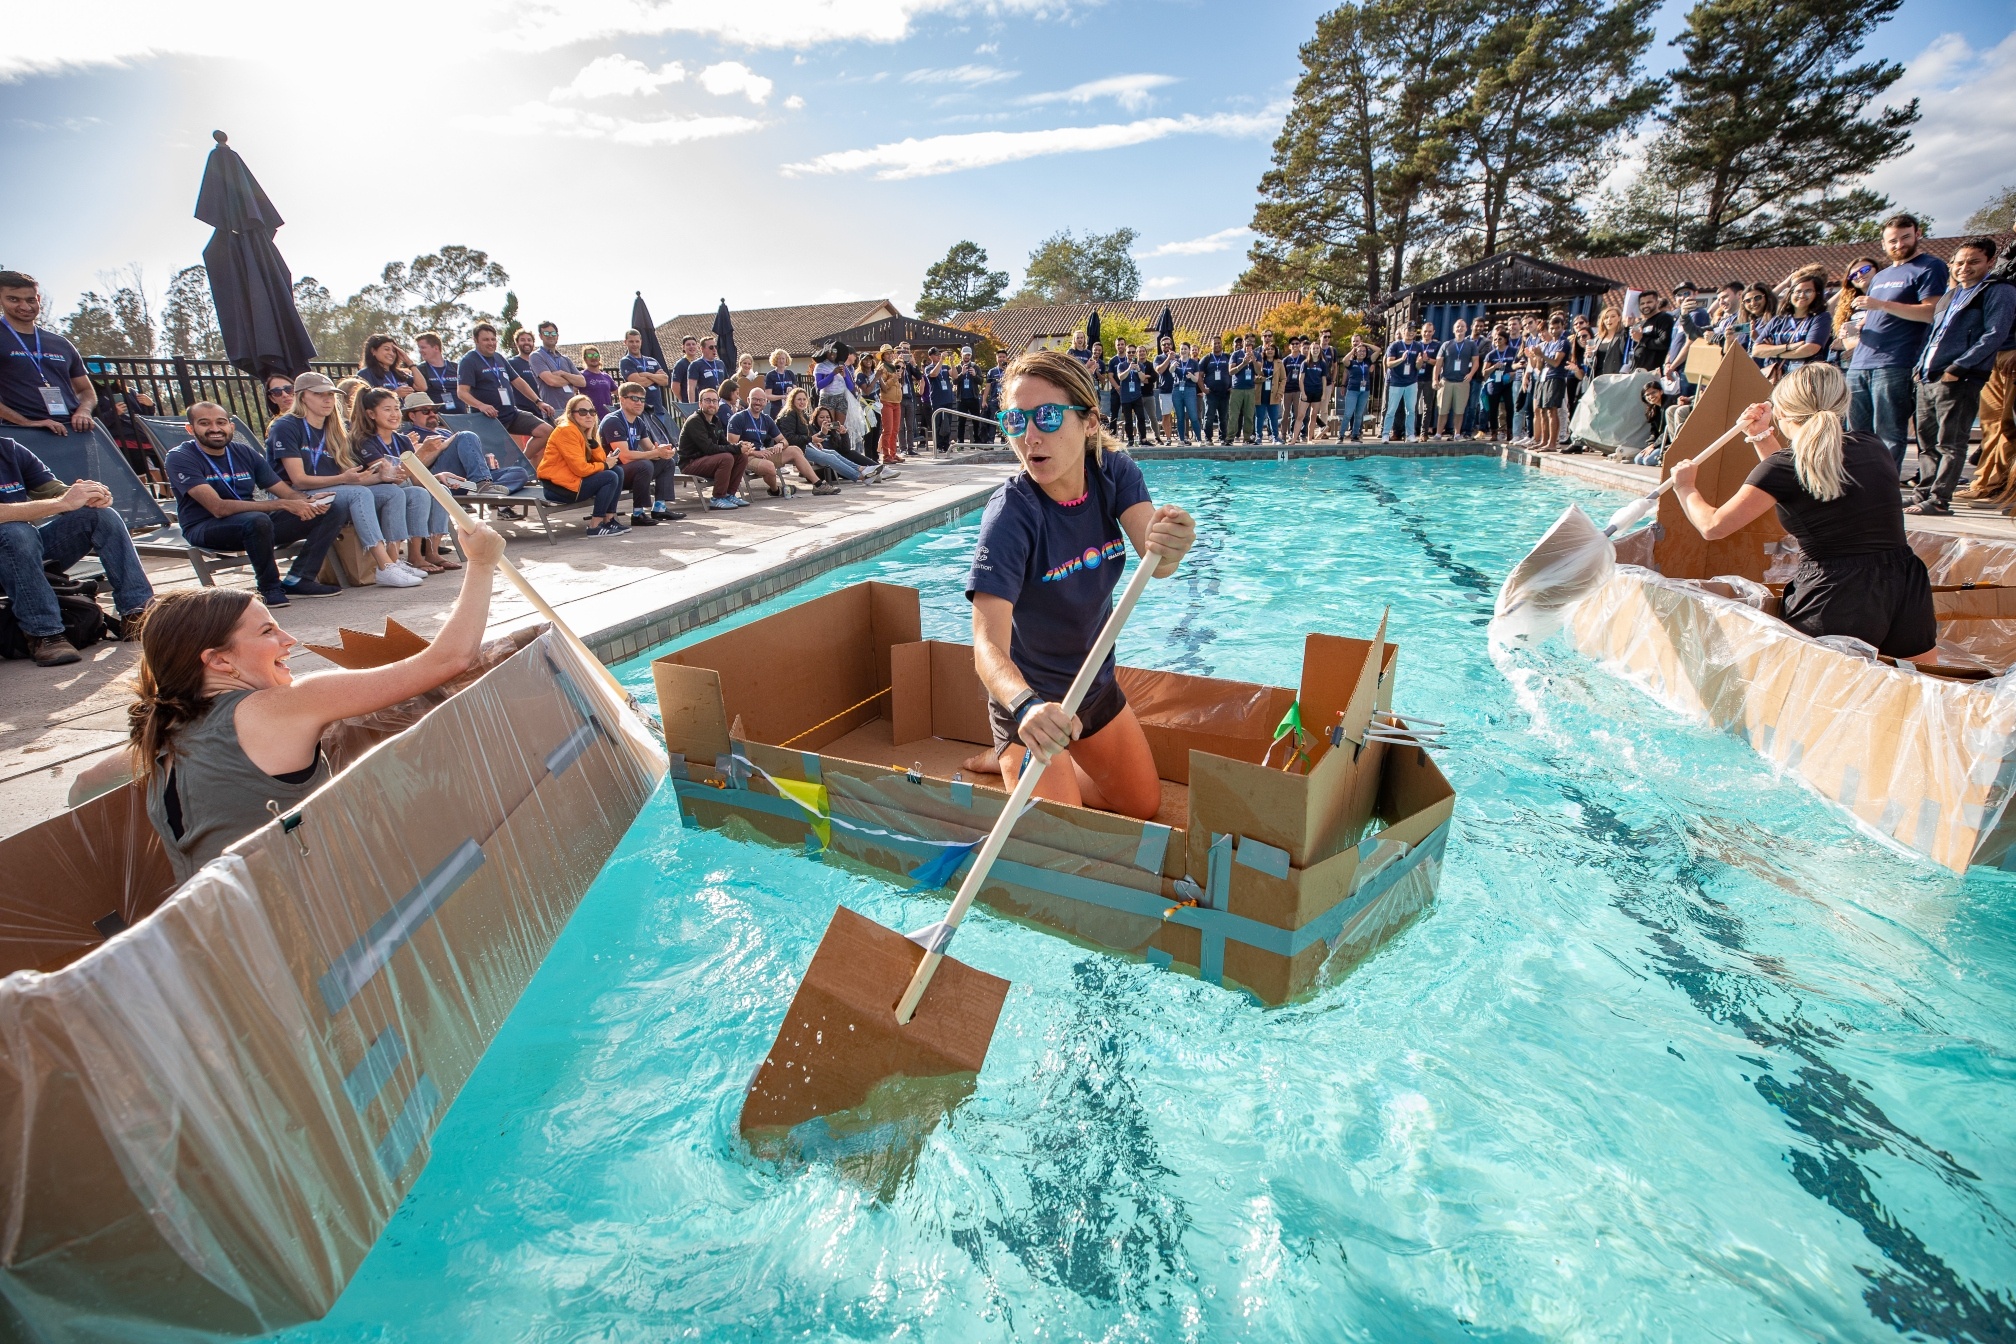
[1563,346,2016,872]
[651,581,1456,1005]
[0,626,659,1339]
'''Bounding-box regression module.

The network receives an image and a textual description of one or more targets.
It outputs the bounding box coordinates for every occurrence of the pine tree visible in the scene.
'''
[61,266,154,357]
[160,265,224,357]
[916,241,1009,319]
[1449,0,1662,258]
[1649,0,1917,251]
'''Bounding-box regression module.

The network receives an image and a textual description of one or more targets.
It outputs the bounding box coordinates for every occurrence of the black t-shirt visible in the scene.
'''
[965,450,1152,703]
[1631,312,1675,370]
[1743,430,1906,562]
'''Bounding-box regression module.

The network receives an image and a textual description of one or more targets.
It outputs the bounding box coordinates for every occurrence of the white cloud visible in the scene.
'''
[1021,73,1176,113]
[1143,275,1188,292]
[1142,225,1252,258]
[975,42,999,55]
[552,54,685,100]
[902,64,1017,87]
[511,0,1048,52]
[782,110,1279,180]
[505,101,763,146]
[785,94,805,109]
[1867,32,2016,231]
[697,60,773,104]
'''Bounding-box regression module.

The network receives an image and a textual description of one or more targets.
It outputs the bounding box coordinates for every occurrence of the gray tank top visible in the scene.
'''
[145,688,332,884]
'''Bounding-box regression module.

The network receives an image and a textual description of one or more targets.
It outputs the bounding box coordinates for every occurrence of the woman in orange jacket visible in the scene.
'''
[538,394,628,537]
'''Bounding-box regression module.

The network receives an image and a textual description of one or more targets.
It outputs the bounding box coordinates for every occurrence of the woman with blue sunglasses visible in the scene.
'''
[966,350,1196,819]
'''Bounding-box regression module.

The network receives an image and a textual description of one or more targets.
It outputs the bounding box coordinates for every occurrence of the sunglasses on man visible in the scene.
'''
[997,403,1092,437]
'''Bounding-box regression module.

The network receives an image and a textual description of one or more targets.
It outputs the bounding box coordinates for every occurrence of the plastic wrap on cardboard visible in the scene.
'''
[0,629,657,1340]
[1490,504,1617,647]
[1567,555,2016,872]
[1567,370,1657,455]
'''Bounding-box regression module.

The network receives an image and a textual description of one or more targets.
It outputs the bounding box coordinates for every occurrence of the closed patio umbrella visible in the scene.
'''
[1155,306,1174,344]
[711,300,738,372]
[1085,309,1101,354]
[195,130,315,379]
[630,291,668,367]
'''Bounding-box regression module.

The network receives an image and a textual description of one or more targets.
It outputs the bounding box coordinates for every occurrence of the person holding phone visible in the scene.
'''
[165,402,344,607]
[267,373,423,588]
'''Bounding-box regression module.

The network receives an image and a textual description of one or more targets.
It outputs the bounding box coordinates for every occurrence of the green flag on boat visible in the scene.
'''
[1272,700,1304,743]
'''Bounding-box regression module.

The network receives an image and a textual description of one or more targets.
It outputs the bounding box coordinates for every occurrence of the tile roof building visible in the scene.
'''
[949,292,1308,355]
[566,299,902,372]
[1569,233,2015,304]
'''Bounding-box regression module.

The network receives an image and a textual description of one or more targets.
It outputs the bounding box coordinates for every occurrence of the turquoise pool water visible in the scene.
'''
[274,457,2015,1342]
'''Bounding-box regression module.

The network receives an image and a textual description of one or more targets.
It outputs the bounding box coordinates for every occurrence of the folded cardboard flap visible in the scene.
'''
[303,619,431,670]
[0,781,174,977]
[1653,345,1783,583]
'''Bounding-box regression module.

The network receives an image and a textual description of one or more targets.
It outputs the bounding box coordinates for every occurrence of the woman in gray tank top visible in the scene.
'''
[109,515,507,883]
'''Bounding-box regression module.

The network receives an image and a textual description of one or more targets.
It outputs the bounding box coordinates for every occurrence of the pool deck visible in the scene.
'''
[2,439,2009,839]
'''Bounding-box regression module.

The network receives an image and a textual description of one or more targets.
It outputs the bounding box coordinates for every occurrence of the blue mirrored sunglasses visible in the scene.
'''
[996,403,1092,437]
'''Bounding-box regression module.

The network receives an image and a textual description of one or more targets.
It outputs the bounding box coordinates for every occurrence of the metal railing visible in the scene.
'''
[926,406,1001,453]
[79,355,358,438]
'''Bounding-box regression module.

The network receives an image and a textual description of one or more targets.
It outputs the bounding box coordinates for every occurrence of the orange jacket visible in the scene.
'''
[537,422,608,493]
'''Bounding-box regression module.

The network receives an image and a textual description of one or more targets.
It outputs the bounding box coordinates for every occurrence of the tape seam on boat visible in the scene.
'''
[375,1074,443,1182]
[1134,822,1171,873]
[545,722,599,779]
[342,1029,409,1113]
[318,839,487,1015]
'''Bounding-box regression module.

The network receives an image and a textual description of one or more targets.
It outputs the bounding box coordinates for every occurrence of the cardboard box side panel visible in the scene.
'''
[1186,750,1310,876]
[1652,347,1783,582]
[890,643,933,747]
[869,582,924,695]
[929,640,994,745]
[669,583,883,749]
[653,662,731,766]
[0,635,654,1338]
[0,781,175,978]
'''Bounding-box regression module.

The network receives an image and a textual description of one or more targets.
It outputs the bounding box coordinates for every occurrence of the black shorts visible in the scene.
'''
[1780,546,1937,659]
[1536,379,1566,409]
[988,675,1128,754]
[497,408,548,436]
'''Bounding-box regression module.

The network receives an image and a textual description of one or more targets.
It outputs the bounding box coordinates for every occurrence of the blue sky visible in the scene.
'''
[3,0,2012,346]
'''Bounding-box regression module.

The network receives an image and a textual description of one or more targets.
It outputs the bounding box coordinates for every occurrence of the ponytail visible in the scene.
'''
[1770,362,1850,503]
[127,590,254,785]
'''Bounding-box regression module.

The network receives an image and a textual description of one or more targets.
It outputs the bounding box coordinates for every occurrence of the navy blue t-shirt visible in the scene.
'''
[985,365,1006,407]
[1172,357,1197,390]
[1386,341,1423,387]
[599,409,656,456]
[687,357,725,393]
[265,413,343,480]
[726,408,780,448]
[955,365,980,400]
[352,431,403,470]
[1540,338,1569,381]
[419,359,463,412]
[762,368,797,402]
[1301,356,1329,398]
[1343,356,1373,392]
[1851,252,1949,370]
[1484,345,1516,384]
[927,365,955,406]
[1113,358,1142,403]
[1201,354,1231,393]
[457,350,520,412]
[0,323,86,422]
[0,436,57,502]
[966,450,1152,703]
[1440,338,1477,381]
[166,439,279,532]
[620,354,668,414]
[1231,352,1257,390]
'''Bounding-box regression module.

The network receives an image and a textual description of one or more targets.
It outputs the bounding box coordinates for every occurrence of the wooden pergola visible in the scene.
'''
[1375,252,1619,339]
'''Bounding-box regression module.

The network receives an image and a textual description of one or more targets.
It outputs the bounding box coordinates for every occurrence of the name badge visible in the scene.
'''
[496,385,511,407]
[40,385,67,416]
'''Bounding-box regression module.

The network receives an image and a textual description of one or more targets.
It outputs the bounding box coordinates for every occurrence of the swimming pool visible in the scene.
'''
[271,456,2016,1342]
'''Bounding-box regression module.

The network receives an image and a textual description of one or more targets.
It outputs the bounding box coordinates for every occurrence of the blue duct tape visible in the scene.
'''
[1144,947,1173,969]
[1206,834,1232,910]
[714,754,745,788]
[1837,765,1859,809]
[318,839,487,1015]
[545,722,599,778]
[666,751,689,780]
[342,1029,408,1112]
[540,647,608,742]
[1235,835,1291,880]
[1915,797,1940,854]
[951,780,974,809]
[1134,822,1171,873]
[800,751,823,783]
[1198,931,1226,985]
[375,1073,443,1182]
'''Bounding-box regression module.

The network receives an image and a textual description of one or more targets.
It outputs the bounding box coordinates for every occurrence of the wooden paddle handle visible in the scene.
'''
[1649,422,1749,500]
[895,547,1163,1024]
[400,450,634,710]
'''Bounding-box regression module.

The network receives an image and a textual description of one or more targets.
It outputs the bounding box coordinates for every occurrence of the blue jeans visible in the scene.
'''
[1342,387,1369,439]
[1847,365,1916,470]
[1383,383,1418,439]
[545,469,622,516]
[802,445,861,480]
[1171,387,1202,441]
[0,508,154,636]
[434,430,531,493]
[317,483,388,549]
[1255,402,1282,442]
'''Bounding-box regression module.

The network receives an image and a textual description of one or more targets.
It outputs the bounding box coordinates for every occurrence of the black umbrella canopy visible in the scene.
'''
[1085,309,1101,354]
[711,299,737,371]
[1155,306,1174,343]
[196,131,316,378]
[630,291,668,367]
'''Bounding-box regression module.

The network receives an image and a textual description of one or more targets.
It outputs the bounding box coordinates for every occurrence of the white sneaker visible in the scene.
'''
[375,564,423,588]
[395,560,429,577]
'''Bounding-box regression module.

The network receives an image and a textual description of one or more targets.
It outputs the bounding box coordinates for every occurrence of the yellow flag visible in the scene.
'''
[775,778,831,850]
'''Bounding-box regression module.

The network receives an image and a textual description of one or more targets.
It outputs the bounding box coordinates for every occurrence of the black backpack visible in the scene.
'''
[0,571,109,658]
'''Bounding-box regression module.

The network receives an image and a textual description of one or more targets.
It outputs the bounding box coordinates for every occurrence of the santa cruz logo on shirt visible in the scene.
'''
[1041,535,1127,583]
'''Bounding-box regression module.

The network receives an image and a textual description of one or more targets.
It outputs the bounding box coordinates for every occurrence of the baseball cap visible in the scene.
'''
[293,372,339,396]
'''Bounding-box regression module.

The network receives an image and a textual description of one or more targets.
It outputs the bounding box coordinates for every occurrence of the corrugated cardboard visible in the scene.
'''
[655,582,1455,1006]
[0,628,657,1339]
[1653,344,1784,582]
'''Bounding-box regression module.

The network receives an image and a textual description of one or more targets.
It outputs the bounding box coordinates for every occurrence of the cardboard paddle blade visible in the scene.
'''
[739,905,1010,1135]
[1491,504,1616,646]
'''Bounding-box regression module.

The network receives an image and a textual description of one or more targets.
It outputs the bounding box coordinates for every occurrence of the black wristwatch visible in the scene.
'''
[1007,688,1040,734]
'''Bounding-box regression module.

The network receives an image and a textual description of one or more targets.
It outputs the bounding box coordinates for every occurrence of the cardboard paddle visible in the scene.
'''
[401,450,667,781]
[1490,422,1749,646]
[739,545,1164,1136]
